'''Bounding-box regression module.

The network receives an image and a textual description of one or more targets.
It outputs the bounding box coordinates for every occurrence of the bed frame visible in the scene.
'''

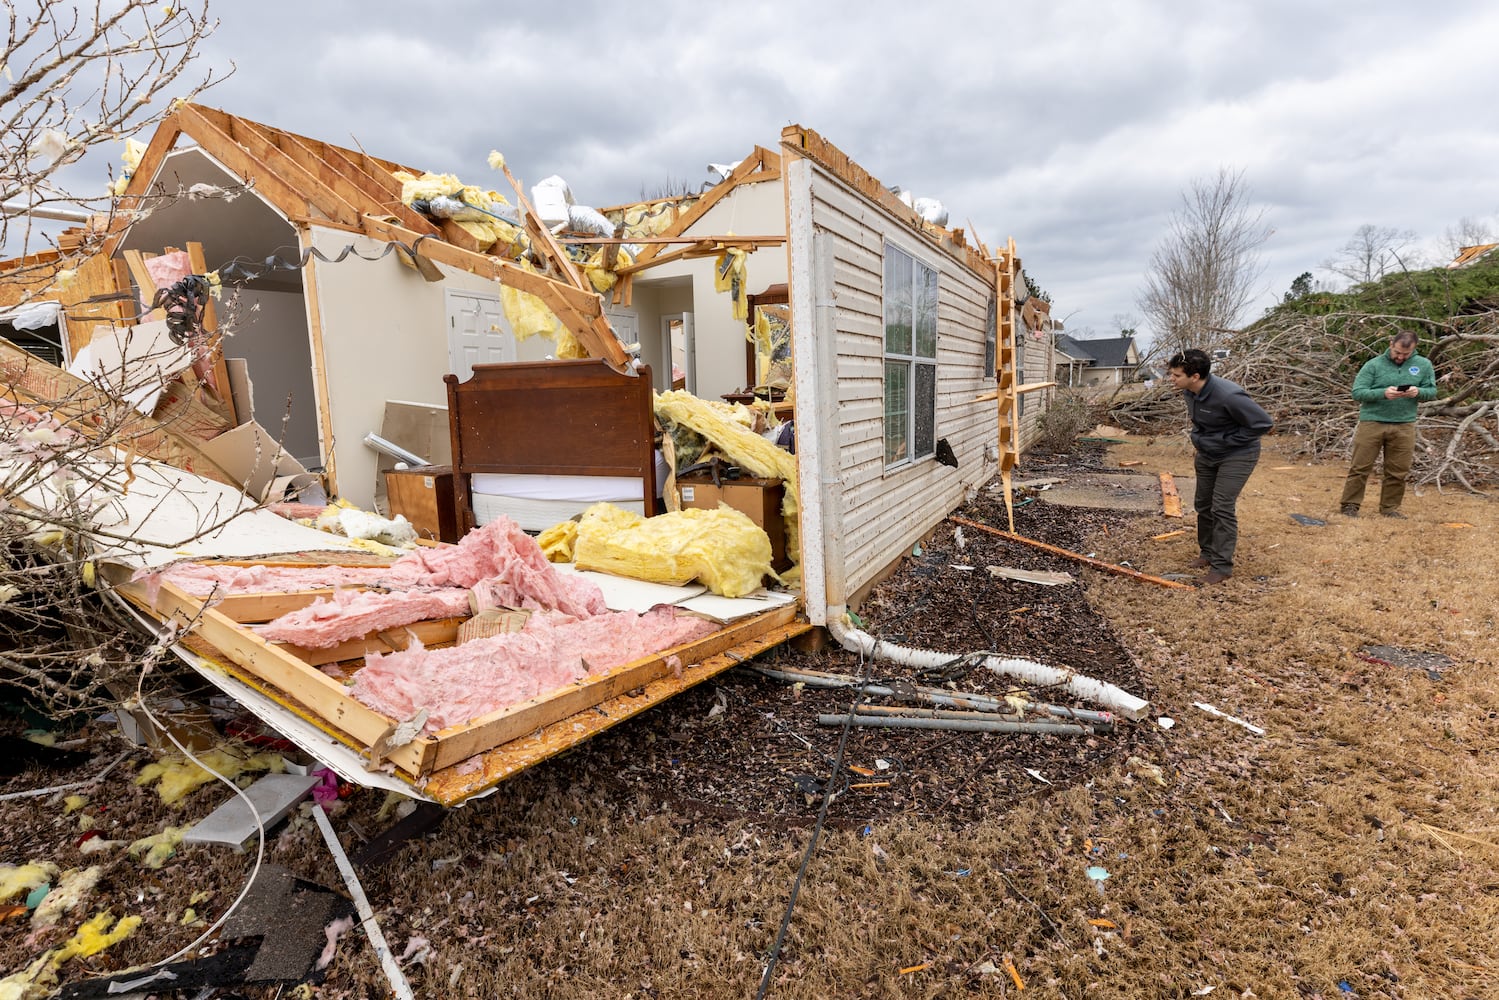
[443,359,658,535]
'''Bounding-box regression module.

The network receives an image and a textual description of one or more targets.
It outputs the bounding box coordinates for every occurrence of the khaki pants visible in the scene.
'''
[1340,420,1416,514]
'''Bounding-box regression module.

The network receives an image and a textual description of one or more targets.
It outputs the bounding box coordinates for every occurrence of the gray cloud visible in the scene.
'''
[18,0,1499,344]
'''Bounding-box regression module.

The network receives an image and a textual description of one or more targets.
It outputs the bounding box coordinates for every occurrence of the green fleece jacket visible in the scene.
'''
[1351,350,1437,423]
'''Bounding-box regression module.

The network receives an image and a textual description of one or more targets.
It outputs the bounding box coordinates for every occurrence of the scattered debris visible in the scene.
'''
[1191,702,1266,736]
[1289,513,1327,526]
[986,565,1076,586]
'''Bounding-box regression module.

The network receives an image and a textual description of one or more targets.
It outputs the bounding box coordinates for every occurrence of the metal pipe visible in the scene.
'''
[827,615,1151,720]
[817,714,1093,736]
[750,665,1116,725]
[2,199,92,223]
[361,432,427,467]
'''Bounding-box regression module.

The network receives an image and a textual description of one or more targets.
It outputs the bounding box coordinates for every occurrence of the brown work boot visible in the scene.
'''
[1191,555,1210,569]
[1202,568,1231,586]
[1381,510,1406,519]
[1340,505,1359,518]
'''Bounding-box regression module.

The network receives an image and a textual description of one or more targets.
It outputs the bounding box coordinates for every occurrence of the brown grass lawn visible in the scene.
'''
[4,433,1498,999]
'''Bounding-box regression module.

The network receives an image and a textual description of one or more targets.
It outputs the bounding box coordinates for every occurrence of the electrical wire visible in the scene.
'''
[113,592,272,969]
[753,647,875,1000]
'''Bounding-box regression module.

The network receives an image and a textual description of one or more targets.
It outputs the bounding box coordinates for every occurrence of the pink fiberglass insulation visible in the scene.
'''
[148,563,396,598]
[141,517,603,617]
[257,587,474,649]
[350,606,718,732]
[382,518,606,618]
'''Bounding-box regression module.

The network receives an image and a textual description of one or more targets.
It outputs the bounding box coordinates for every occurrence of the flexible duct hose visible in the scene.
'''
[825,613,1150,721]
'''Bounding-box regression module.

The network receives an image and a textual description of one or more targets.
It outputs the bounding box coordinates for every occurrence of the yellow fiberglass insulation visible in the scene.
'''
[394,170,463,204]
[654,390,801,578]
[573,503,772,598]
[135,749,285,806]
[537,520,578,562]
[498,259,587,358]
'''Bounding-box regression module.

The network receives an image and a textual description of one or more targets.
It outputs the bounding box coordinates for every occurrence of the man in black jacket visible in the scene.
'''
[1167,349,1275,585]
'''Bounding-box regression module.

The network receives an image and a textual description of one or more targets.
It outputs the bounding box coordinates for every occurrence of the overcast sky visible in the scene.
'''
[26,1,1499,345]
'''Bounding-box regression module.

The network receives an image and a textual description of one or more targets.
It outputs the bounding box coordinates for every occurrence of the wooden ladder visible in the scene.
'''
[994,238,1022,529]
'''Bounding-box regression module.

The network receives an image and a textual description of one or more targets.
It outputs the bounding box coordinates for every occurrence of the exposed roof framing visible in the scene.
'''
[779,125,992,276]
[626,146,783,268]
[108,103,629,368]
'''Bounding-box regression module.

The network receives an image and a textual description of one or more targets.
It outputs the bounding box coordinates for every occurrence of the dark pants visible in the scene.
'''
[1339,420,1416,514]
[1194,447,1260,574]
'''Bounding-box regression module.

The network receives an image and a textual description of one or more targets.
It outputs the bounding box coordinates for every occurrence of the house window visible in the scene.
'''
[983,292,997,377]
[883,244,938,466]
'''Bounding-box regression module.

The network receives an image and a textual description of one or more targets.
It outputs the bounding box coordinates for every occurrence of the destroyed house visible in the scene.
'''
[1,109,1058,800]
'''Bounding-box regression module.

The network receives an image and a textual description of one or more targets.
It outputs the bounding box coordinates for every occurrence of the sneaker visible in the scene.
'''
[1191,555,1210,569]
[1202,568,1231,586]
[1381,510,1406,519]
[1340,505,1359,518]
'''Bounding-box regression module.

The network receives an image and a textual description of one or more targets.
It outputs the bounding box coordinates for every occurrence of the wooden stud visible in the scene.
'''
[298,243,338,499]
[629,147,782,267]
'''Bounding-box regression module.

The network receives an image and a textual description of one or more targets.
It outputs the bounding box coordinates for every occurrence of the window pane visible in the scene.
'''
[914,264,938,358]
[983,293,997,377]
[884,247,912,355]
[914,362,936,458]
[884,360,909,465]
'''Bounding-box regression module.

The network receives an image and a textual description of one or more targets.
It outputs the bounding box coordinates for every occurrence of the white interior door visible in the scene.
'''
[446,289,513,380]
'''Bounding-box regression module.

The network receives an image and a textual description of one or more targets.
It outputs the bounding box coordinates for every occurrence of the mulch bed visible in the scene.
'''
[570,447,1168,829]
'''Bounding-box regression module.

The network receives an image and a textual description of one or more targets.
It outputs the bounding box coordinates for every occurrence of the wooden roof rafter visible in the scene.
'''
[96,103,629,367]
[780,125,992,276]
[628,146,783,267]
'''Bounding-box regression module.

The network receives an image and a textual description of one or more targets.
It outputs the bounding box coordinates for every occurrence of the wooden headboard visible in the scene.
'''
[443,359,657,533]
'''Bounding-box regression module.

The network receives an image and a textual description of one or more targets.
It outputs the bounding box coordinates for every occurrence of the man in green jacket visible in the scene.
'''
[1339,331,1437,518]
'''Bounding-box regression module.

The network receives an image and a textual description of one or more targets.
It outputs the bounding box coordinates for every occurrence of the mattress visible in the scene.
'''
[469,473,643,503]
[471,493,646,532]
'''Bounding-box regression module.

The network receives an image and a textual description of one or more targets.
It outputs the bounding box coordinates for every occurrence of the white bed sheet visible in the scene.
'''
[470,472,643,502]
[472,491,644,532]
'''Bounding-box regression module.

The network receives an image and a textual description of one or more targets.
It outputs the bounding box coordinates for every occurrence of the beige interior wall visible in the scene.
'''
[642,180,789,401]
[307,226,527,508]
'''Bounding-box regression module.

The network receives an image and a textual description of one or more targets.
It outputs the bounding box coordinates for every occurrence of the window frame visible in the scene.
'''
[882,243,939,469]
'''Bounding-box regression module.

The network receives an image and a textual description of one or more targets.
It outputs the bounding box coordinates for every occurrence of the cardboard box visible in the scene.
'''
[676,474,789,571]
[384,465,458,543]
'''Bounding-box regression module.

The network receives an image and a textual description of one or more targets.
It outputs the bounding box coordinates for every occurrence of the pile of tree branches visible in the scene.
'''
[1110,306,1499,492]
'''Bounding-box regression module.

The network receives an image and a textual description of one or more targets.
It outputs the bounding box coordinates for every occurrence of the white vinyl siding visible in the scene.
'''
[791,159,999,598]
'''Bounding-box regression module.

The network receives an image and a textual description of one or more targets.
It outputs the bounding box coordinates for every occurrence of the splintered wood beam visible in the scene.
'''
[556,235,786,245]
[499,162,585,290]
[1160,472,1183,517]
[948,516,1193,590]
[187,241,237,426]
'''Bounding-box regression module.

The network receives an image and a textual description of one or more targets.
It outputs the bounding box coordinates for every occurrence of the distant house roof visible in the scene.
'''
[1448,244,1497,268]
[1053,334,1095,363]
[1067,334,1138,369]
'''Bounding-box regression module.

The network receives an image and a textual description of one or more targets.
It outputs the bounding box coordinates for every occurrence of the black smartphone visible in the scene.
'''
[1395,384,1413,392]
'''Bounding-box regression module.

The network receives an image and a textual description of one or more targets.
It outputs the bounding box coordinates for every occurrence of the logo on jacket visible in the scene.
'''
[1409,366,1420,376]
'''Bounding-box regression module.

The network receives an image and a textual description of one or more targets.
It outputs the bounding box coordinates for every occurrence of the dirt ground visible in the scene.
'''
[4,432,1498,999]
